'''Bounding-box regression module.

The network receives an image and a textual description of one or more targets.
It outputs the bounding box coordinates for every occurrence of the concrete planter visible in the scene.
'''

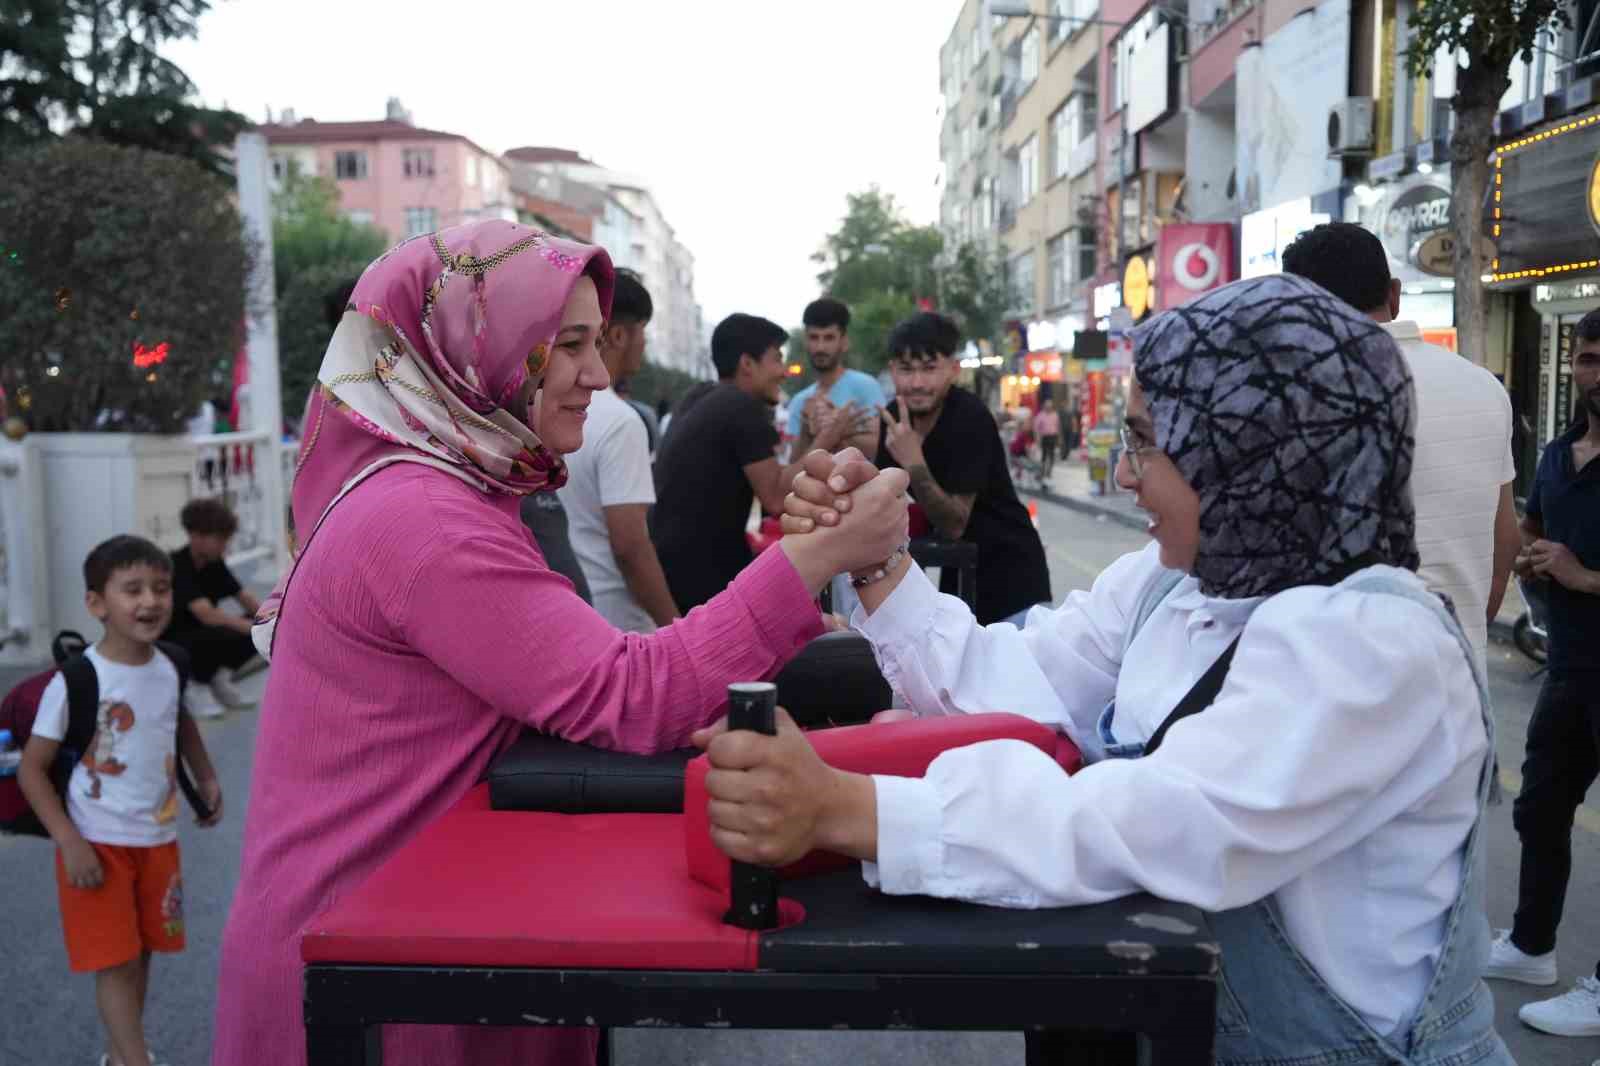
[32,433,198,642]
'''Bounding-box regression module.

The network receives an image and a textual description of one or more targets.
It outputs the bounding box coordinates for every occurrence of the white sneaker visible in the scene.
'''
[210,674,250,708]
[1518,975,1600,1036]
[185,683,226,719]
[1484,929,1558,985]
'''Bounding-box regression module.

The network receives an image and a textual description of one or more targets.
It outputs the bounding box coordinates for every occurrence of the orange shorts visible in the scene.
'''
[54,840,185,973]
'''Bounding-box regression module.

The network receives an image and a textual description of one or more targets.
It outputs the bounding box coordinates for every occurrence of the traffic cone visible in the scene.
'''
[1028,500,1039,527]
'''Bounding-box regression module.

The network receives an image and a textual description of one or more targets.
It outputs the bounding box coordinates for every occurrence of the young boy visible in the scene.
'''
[17,535,224,1066]
[161,498,264,717]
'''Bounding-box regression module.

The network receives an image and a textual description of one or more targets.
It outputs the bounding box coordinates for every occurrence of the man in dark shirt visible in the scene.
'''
[650,313,792,611]
[1488,310,1600,1035]
[875,311,1051,625]
[161,497,264,717]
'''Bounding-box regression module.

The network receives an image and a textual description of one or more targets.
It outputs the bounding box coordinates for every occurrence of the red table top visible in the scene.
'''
[302,786,787,971]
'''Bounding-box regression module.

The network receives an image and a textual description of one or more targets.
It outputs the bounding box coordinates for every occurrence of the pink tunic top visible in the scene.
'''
[212,464,824,1066]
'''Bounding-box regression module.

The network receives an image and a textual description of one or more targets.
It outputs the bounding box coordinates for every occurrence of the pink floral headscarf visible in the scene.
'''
[255,221,613,654]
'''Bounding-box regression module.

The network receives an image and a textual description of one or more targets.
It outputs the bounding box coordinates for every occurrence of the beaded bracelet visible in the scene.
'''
[850,542,911,589]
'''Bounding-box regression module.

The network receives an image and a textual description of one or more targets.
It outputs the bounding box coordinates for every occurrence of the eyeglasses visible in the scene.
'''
[1120,423,1155,480]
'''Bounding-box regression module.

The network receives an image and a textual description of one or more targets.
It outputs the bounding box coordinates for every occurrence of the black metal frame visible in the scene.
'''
[304,964,1216,1065]
[909,538,978,609]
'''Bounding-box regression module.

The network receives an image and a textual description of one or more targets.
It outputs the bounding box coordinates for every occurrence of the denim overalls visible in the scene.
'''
[1097,568,1512,1066]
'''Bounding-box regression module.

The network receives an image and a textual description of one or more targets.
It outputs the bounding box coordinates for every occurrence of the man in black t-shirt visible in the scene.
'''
[875,311,1051,625]
[650,313,795,612]
[161,497,264,716]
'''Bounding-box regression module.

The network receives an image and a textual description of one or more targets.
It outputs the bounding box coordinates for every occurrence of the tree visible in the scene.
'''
[1404,0,1572,364]
[809,188,1013,374]
[272,166,390,414]
[0,138,251,432]
[0,0,247,176]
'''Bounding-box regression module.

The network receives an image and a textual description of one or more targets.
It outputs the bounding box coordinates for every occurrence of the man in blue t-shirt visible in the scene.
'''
[1485,308,1600,1038]
[786,297,884,462]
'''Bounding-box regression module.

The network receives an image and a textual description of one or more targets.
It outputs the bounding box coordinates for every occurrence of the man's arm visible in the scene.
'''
[604,503,680,627]
[235,589,262,618]
[907,464,976,541]
[187,598,254,636]
[1487,482,1521,622]
[744,458,789,516]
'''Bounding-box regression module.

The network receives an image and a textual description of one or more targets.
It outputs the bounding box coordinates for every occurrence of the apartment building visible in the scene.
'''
[261,99,514,242]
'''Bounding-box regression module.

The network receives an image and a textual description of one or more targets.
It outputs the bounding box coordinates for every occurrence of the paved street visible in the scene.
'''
[1,499,1596,1065]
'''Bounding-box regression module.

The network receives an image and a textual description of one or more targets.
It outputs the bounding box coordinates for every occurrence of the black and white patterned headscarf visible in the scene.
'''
[1132,273,1418,600]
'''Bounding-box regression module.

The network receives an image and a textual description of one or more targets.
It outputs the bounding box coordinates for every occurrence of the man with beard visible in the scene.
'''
[651,312,794,611]
[1484,308,1600,1039]
[874,311,1050,625]
[786,297,884,461]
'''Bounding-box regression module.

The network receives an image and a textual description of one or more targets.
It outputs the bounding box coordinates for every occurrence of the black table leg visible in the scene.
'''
[1025,1030,1137,1065]
[305,1021,382,1066]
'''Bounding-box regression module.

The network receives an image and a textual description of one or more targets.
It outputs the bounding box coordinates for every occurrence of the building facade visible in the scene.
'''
[505,148,707,379]
[261,100,514,243]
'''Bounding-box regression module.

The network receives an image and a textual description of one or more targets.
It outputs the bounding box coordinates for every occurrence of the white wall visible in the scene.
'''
[1186,106,1238,222]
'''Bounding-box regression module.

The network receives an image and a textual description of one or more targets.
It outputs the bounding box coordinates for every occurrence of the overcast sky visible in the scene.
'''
[165,0,961,333]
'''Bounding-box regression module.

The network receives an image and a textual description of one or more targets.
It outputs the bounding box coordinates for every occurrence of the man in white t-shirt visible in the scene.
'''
[558,269,679,632]
[1284,223,1521,671]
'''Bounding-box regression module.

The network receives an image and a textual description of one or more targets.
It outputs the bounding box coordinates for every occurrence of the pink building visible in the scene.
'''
[260,102,513,242]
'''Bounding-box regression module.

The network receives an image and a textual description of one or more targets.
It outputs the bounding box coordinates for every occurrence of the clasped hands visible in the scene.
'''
[690,446,905,870]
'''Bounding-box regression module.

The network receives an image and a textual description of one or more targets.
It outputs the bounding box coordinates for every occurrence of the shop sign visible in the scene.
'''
[1023,352,1065,381]
[1123,256,1152,319]
[1156,223,1235,307]
[1589,153,1600,237]
[1093,282,1123,320]
[1241,198,1330,278]
[1534,280,1600,306]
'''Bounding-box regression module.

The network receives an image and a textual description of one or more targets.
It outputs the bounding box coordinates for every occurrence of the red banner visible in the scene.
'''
[1156,223,1235,309]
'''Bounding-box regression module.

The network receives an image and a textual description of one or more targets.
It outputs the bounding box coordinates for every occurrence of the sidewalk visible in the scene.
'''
[1020,457,1527,644]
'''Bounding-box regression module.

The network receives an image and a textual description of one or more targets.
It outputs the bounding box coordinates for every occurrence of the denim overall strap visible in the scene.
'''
[1205,572,1510,1066]
[1089,567,1188,763]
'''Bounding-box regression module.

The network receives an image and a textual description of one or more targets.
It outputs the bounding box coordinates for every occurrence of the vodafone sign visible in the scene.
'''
[1157,223,1236,309]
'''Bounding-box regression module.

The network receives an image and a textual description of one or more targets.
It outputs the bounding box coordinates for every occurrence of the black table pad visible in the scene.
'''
[763,869,1218,977]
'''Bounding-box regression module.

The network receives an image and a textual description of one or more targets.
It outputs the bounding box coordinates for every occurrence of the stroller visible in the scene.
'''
[1008,425,1045,493]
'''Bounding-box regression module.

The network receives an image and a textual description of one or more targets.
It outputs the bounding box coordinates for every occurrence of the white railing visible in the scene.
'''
[190,430,293,570]
[0,445,25,650]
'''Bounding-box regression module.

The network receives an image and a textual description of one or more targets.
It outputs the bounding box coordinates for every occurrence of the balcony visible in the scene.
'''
[1190,0,1260,52]
[1068,134,1097,180]
[998,201,1018,234]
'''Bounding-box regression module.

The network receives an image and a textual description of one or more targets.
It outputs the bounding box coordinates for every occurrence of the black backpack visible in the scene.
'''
[0,631,212,837]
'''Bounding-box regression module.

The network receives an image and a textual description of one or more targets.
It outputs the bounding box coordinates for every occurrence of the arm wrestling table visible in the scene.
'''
[302,716,1218,1066]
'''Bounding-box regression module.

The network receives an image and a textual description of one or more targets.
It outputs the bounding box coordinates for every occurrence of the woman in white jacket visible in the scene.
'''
[697,275,1512,1066]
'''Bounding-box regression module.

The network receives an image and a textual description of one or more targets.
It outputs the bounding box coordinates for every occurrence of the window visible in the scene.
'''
[334,151,368,180]
[270,155,289,182]
[1020,135,1039,203]
[1050,0,1072,41]
[1077,226,1098,282]
[1011,249,1037,313]
[1048,234,1071,307]
[344,209,375,226]
[977,177,993,231]
[466,156,478,186]
[402,147,435,178]
[404,207,438,237]
[1051,105,1072,181]
[1020,29,1040,86]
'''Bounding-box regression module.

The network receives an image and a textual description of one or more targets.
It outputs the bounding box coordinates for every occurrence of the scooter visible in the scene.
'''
[1513,573,1550,670]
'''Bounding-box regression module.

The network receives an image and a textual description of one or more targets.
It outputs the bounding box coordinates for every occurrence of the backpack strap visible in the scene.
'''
[156,642,212,822]
[58,654,99,758]
[1140,552,1384,758]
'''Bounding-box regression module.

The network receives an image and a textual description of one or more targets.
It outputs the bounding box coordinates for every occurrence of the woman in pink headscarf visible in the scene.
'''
[210,222,910,1066]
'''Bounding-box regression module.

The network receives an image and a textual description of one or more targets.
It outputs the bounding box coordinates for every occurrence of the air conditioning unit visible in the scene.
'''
[1327,98,1376,155]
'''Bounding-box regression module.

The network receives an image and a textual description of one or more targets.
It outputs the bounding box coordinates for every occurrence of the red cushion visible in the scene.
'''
[683,713,1081,897]
[302,806,794,970]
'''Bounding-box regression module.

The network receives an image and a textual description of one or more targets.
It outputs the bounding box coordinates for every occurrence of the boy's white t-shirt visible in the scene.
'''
[31,646,182,846]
